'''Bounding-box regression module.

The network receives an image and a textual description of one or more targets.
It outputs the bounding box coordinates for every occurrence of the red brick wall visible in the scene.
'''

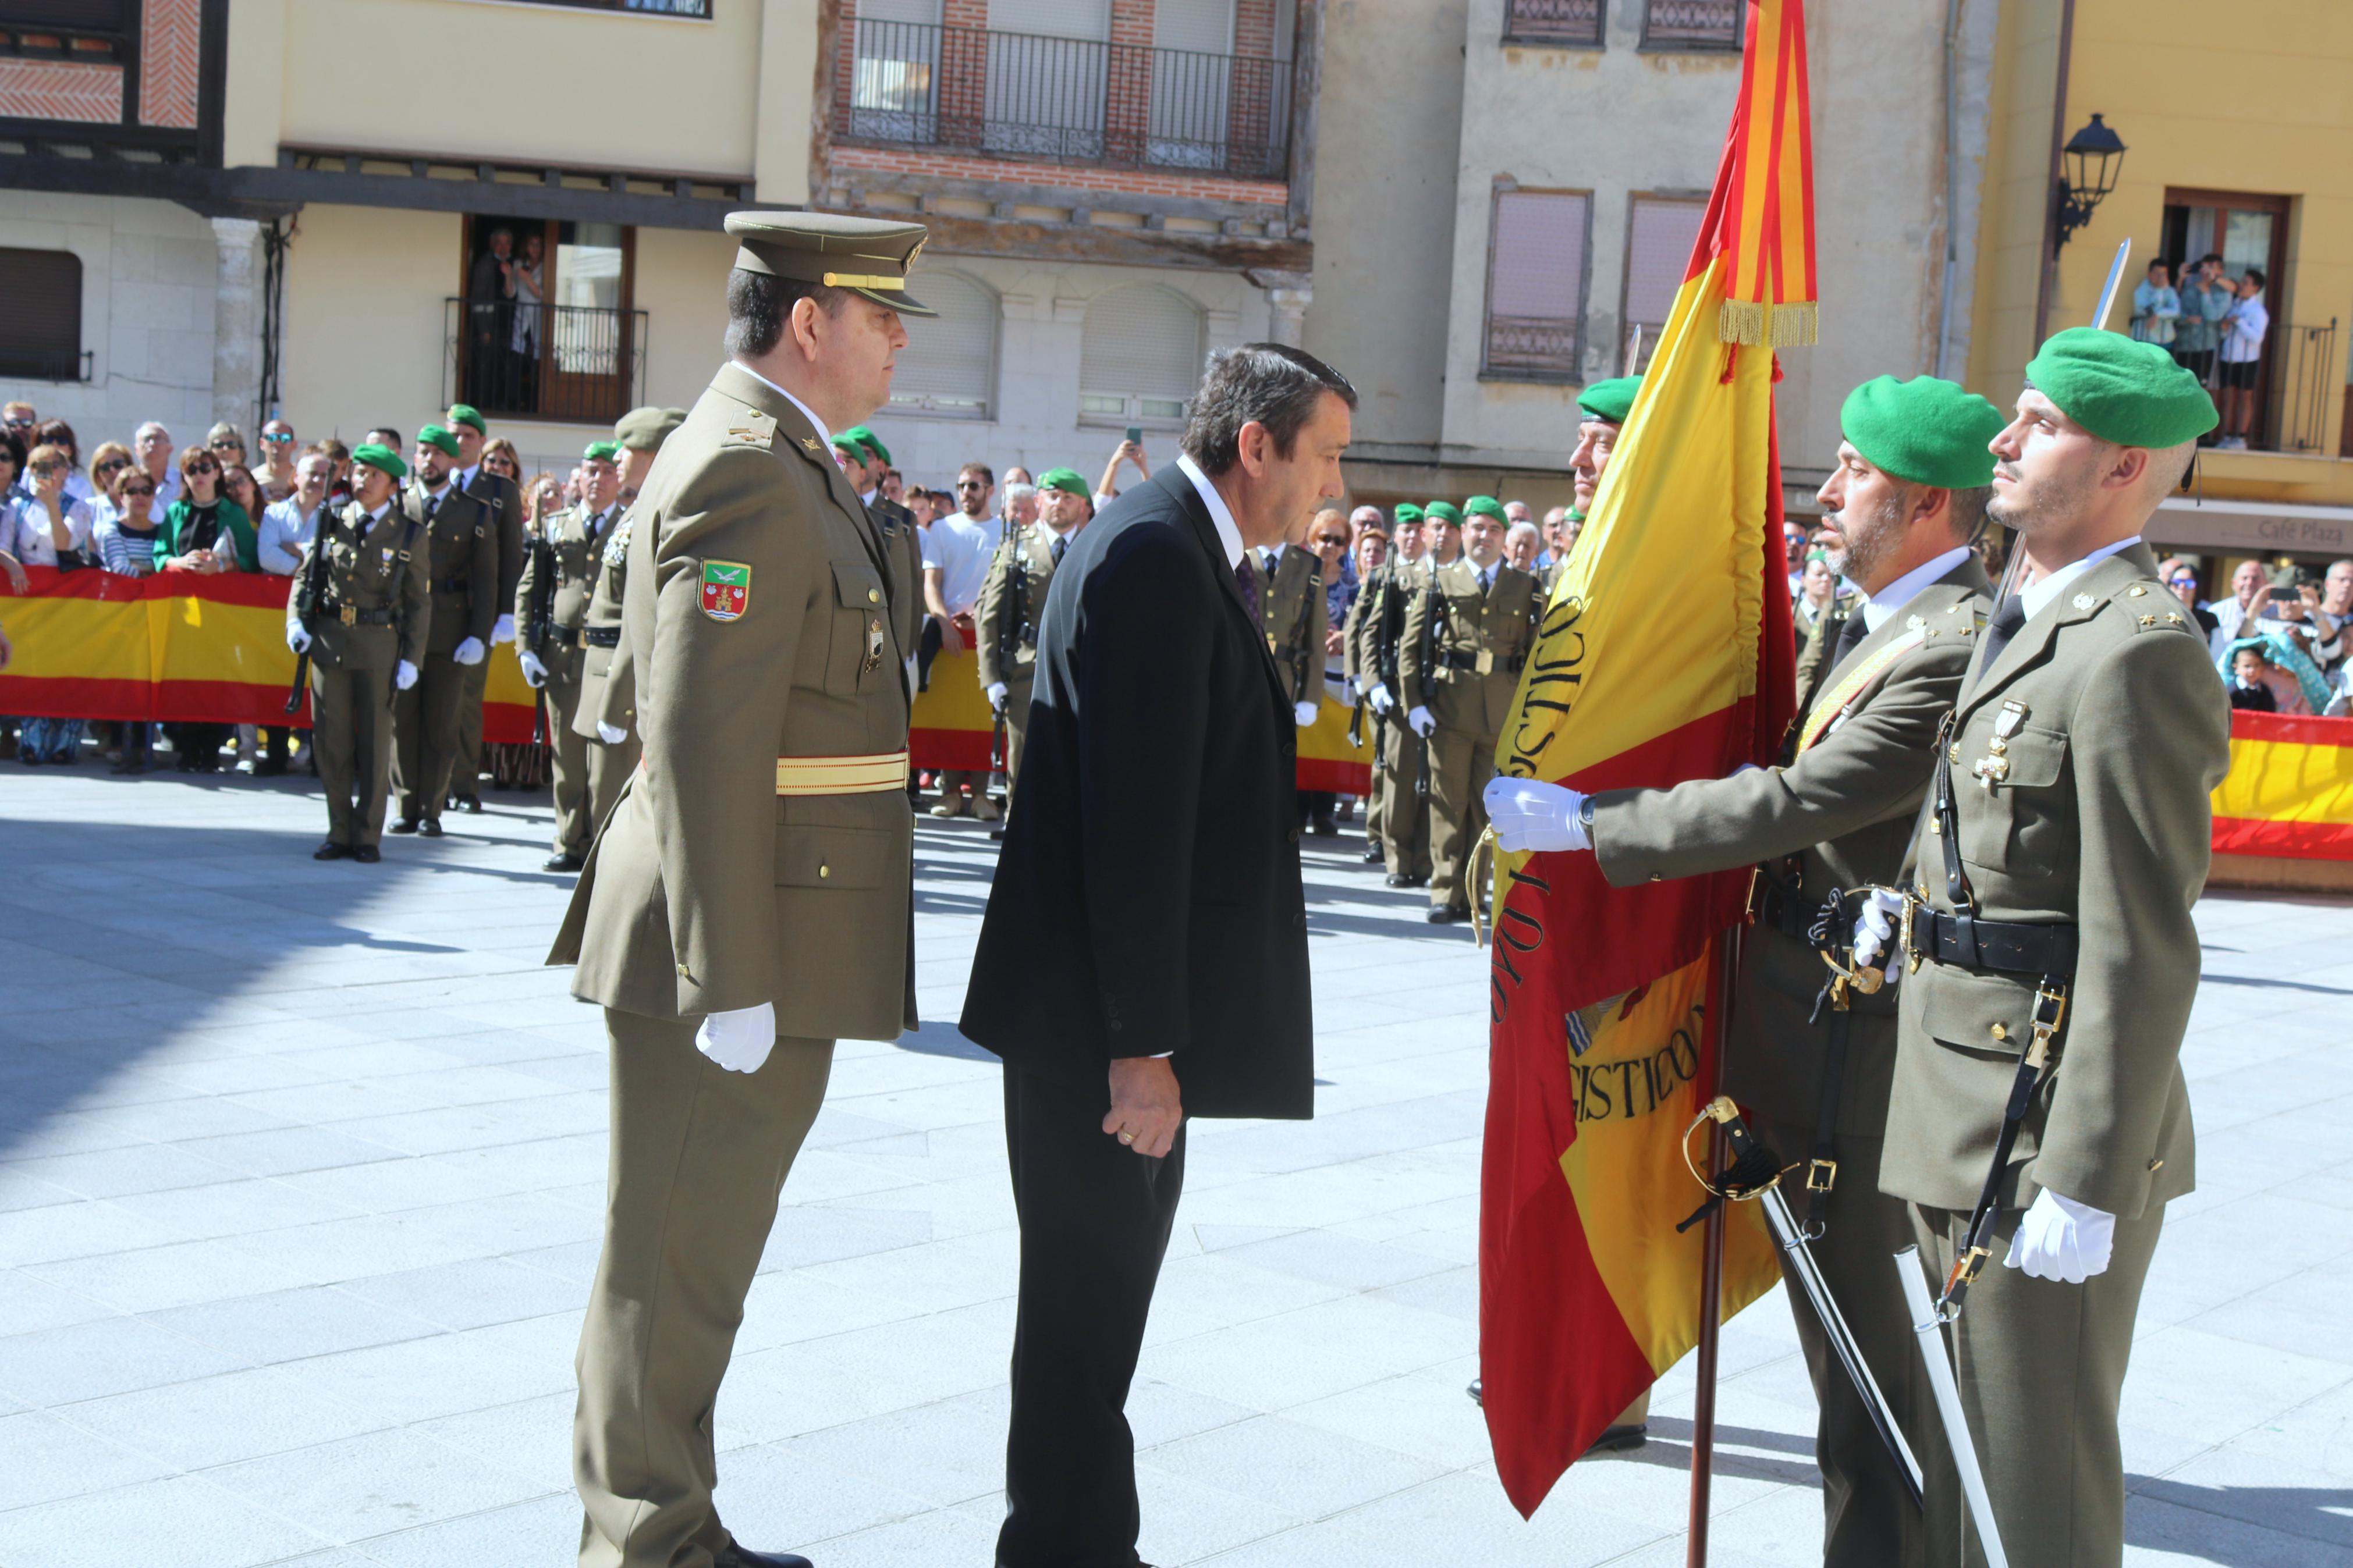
[1105,0,1155,164]
[829,143,1287,208]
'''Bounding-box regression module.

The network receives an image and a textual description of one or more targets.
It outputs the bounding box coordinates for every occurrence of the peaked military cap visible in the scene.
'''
[725,212,936,318]
[1840,375,2004,490]
[615,406,687,452]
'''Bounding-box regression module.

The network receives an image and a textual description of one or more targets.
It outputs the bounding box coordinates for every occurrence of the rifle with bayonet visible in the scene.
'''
[1413,578,1440,799]
[283,506,336,715]
[523,524,557,746]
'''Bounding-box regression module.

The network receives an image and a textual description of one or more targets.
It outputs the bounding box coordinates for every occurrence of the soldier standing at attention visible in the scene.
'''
[1486,375,2008,1562]
[1242,523,1329,831]
[833,425,925,674]
[1421,499,1465,568]
[978,465,1092,813]
[284,443,430,864]
[546,211,929,1568]
[1354,502,1433,886]
[518,442,624,873]
[443,404,525,811]
[574,407,686,840]
[389,424,497,838]
[1401,495,1541,924]
[1864,330,2228,1568]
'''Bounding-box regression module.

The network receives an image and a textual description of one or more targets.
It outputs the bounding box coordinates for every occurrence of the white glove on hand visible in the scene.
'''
[517,649,548,689]
[394,660,419,692]
[1369,682,1395,716]
[696,1002,776,1075]
[2004,1187,2117,1283]
[1849,888,1908,976]
[986,681,1009,713]
[1483,776,1590,853]
[596,721,626,745]
[1408,705,1436,738]
[492,613,516,645]
[452,636,485,666]
[1294,699,1319,728]
[286,625,311,656]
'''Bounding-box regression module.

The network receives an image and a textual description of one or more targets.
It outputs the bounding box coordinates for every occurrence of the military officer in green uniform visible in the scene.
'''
[977,465,1089,806]
[519,442,626,873]
[1860,330,2230,1568]
[1401,495,1541,923]
[1486,375,2009,1563]
[574,406,686,840]
[1421,498,1465,568]
[445,403,525,808]
[546,211,931,1568]
[836,424,927,670]
[285,443,430,863]
[1349,502,1433,885]
[388,423,498,838]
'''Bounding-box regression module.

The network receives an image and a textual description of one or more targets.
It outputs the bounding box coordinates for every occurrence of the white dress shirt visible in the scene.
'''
[1861,546,1974,632]
[2020,535,2141,620]
[1176,453,1245,569]
[256,497,324,575]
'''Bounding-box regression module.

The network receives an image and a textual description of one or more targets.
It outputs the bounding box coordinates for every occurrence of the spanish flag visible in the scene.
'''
[1479,0,1811,1516]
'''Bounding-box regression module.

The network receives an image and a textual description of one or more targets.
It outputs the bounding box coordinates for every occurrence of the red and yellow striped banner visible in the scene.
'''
[2212,709,2353,859]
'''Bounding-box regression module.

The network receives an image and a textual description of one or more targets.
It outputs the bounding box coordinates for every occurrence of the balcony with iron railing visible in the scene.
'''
[443,298,647,426]
[836,18,1294,184]
[1499,1,1741,51]
[1643,1,1742,51]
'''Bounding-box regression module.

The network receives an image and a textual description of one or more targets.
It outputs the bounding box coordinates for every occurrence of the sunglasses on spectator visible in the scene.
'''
[2169,574,2198,586]
[96,457,127,472]
[1315,535,1348,548]
[119,482,155,497]
[2,417,31,430]
[29,461,65,475]
[260,432,294,445]
[210,438,243,451]
[187,460,219,475]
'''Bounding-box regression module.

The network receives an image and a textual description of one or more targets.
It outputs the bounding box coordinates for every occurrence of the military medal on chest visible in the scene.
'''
[1972,699,2027,789]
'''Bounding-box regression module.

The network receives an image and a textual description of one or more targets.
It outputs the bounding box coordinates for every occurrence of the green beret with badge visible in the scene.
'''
[417,423,461,458]
[584,441,622,464]
[1036,467,1090,499]
[1577,376,1642,426]
[842,424,892,467]
[1464,495,1508,522]
[725,211,937,318]
[615,406,687,453]
[1393,502,1425,527]
[1839,375,2005,490]
[1424,500,1464,525]
[352,442,406,482]
[445,403,486,435]
[2025,326,2219,447]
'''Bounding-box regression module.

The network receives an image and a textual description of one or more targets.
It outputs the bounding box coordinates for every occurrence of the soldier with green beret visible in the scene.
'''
[1348,502,1436,886]
[572,406,690,837]
[1421,498,1465,567]
[831,425,925,687]
[546,210,927,1568]
[442,401,526,808]
[285,442,430,863]
[386,423,498,839]
[517,440,626,872]
[977,467,1093,810]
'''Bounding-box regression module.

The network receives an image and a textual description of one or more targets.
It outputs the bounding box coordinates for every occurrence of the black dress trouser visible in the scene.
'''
[998,1064,1187,1568]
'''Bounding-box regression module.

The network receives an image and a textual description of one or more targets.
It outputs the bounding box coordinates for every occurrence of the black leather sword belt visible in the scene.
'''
[583,626,622,648]
[1754,881,1822,944]
[1904,908,2077,976]
[1437,649,1527,674]
[431,577,473,596]
[318,600,395,627]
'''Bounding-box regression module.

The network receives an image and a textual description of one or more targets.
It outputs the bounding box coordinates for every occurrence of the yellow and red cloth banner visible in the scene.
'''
[1479,0,1809,1517]
[0,567,539,739]
[2212,710,2353,858]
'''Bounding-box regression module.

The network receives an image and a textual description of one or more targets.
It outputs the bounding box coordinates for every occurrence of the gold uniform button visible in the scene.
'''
[818,864,831,879]
[1990,1023,2008,1041]
[2148,1157,2165,1172]
[676,962,690,977]
[2128,585,2148,597]
[1948,744,1961,763]
[867,588,881,603]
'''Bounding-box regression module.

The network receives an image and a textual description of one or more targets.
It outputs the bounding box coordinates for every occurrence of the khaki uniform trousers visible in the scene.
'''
[1375,716,1431,882]
[311,663,395,849]
[546,673,592,856]
[456,653,489,799]
[1424,720,1497,911]
[391,650,469,826]
[574,1010,835,1568]
[1909,1200,2164,1568]
[586,731,642,841]
[1000,674,1033,803]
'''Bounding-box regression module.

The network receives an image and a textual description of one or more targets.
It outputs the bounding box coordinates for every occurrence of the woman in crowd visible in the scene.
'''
[1793,549,1839,641]
[10,443,99,764]
[84,442,133,532]
[221,464,269,550]
[218,463,278,769]
[481,438,524,487]
[154,445,254,771]
[32,419,93,505]
[524,471,565,535]
[95,466,165,773]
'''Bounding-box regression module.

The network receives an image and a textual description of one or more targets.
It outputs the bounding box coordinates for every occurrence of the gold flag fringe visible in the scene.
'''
[1717,298,1818,348]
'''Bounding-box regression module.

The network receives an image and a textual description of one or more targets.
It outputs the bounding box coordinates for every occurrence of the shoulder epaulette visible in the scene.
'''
[723,407,779,449]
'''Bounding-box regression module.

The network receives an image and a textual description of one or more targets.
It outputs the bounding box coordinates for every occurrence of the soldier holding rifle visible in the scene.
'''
[977,465,1091,821]
[517,440,626,873]
[1350,502,1433,886]
[573,406,686,840]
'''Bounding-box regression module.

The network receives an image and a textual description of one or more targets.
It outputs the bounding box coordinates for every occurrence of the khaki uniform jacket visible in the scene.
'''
[1592,555,1992,1130]
[974,521,1059,692]
[1794,586,1866,720]
[1343,556,1426,696]
[551,361,915,1041]
[1883,543,2230,1220]
[869,493,925,659]
[574,514,637,741]
[285,499,431,671]
[410,483,499,657]
[1251,544,1326,705]
[1399,558,1543,735]
[463,466,527,625]
[516,503,619,684]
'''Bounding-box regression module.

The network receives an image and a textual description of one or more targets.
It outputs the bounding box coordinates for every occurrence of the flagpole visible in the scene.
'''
[1687,925,1741,1566]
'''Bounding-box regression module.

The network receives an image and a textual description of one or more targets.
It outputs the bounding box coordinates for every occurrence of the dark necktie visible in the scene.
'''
[1979,593,2029,670]
[1832,606,1871,669]
[1050,534,1067,567]
[1236,555,1260,623]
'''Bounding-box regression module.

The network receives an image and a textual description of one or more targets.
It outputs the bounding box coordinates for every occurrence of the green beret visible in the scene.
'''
[352,443,407,482]
[615,406,687,452]
[1565,510,1586,523]
[1464,495,1508,522]
[1393,502,1425,526]
[445,404,485,435]
[842,424,892,467]
[1424,501,1464,525]
[1838,375,2004,490]
[1037,467,1090,499]
[1577,376,1642,425]
[583,441,622,464]
[2025,327,2219,448]
[417,423,461,458]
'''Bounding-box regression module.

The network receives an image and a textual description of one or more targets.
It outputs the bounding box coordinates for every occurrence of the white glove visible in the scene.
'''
[986,681,1009,713]
[2004,1187,2117,1283]
[452,636,485,666]
[286,625,311,656]
[1482,776,1589,853]
[394,660,419,692]
[1408,705,1436,738]
[697,1002,775,1074]
[1368,682,1394,715]
[518,648,548,689]
[1294,699,1319,727]
[1850,888,1908,975]
[492,613,516,645]
[596,721,626,745]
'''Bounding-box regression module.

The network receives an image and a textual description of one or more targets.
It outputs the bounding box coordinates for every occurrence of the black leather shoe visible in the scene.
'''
[988,826,1006,841]
[1309,813,1339,836]
[1425,905,1463,925]
[1385,873,1422,889]
[544,851,585,873]
[1360,844,1383,863]
[313,841,352,861]
[1587,1423,1648,1454]
[388,818,418,835]
[418,820,443,838]
[353,844,381,863]
[460,794,483,814]
[715,1545,814,1568]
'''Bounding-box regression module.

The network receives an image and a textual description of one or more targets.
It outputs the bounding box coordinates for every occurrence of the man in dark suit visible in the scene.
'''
[961,343,1355,1568]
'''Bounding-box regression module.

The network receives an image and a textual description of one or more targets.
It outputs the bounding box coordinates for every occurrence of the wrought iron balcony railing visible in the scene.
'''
[444,298,647,426]
[1643,0,1742,50]
[840,19,1294,183]
[1504,0,1604,47]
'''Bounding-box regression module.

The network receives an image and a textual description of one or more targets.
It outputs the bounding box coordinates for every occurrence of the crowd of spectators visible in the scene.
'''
[2189,554,2353,717]
[2128,254,2270,451]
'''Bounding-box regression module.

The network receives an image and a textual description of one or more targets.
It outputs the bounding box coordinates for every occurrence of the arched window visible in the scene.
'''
[889,269,998,419]
[1079,285,1204,425]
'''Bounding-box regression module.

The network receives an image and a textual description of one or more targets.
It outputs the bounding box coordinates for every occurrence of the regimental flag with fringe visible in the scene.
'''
[1477,0,1813,1517]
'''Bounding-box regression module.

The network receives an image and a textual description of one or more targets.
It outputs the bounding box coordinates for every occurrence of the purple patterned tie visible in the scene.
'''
[1236,554,1261,623]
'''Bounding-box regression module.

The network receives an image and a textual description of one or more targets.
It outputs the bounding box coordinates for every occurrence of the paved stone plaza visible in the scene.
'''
[0,767,2346,1566]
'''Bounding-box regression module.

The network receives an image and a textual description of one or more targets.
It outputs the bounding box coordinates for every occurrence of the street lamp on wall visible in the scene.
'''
[2054,113,2126,253]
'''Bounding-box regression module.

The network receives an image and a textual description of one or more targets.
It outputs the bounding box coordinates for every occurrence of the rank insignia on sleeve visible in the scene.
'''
[700,560,751,621]
[724,410,778,448]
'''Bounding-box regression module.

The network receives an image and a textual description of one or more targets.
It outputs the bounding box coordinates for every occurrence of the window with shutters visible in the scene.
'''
[1481,188,1591,383]
[1079,285,1205,426]
[1620,195,1708,371]
[889,270,998,419]
[0,248,86,382]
